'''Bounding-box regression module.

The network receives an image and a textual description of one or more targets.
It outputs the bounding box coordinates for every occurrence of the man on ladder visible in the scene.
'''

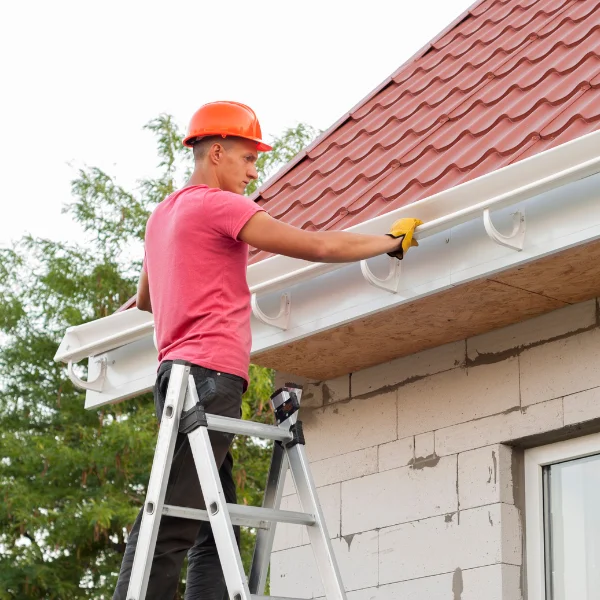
[112,100,421,600]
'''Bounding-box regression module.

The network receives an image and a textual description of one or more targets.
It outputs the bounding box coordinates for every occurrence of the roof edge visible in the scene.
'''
[246,129,600,295]
[251,0,486,203]
[59,129,600,405]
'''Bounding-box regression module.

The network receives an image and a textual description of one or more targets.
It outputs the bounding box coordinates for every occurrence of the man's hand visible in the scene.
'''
[386,218,423,260]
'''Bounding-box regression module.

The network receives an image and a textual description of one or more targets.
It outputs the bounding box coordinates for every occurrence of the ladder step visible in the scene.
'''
[205,414,293,443]
[162,503,315,529]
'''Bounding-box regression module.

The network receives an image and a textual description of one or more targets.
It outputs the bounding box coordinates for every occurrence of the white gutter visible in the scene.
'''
[248,129,600,297]
[56,308,154,365]
[54,130,600,407]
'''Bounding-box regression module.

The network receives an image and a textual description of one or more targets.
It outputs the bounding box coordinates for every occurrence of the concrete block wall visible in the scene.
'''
[270,298,600,600]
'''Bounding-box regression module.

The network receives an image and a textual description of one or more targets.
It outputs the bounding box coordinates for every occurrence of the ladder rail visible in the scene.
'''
[248,442,289,594]
[185,377,252,600]
[125,362,191,600]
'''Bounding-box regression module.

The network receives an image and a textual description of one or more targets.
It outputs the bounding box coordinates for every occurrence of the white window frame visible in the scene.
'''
[525,431,600,600]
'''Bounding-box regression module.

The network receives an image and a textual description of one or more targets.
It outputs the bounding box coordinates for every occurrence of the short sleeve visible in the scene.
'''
[209,191,265,240]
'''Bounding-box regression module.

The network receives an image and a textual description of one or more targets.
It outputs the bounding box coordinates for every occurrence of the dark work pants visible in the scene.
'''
[113,361,244,600]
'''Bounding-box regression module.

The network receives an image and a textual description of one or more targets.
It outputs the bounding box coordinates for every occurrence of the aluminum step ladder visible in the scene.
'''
[126,360,346,600]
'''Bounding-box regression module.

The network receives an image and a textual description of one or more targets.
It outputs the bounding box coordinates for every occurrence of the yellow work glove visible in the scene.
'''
[386,217,423,260]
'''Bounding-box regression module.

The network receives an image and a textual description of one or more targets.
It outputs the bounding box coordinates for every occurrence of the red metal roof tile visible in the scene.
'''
[250,0,600,264]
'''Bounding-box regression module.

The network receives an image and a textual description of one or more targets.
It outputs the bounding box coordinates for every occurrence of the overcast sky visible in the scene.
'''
[0,0,472,247]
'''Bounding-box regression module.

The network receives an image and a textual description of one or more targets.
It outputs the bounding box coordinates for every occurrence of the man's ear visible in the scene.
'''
[208,142,225,165]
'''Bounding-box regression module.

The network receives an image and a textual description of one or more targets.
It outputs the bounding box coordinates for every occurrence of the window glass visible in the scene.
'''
[545,453,600,600]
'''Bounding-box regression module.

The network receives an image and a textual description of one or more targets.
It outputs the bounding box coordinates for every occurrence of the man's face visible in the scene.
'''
[217,138,259,194]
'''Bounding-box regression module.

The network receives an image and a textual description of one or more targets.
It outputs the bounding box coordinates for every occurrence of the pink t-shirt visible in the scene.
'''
[143,185,264,385]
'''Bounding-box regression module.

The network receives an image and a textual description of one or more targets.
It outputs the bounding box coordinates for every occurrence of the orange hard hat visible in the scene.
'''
[183,101,272,151]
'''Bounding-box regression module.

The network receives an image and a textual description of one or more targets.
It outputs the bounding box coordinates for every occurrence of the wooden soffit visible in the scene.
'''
[252,239,600,380]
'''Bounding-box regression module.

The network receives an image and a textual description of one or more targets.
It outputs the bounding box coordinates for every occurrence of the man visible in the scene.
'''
[113,101,421,599]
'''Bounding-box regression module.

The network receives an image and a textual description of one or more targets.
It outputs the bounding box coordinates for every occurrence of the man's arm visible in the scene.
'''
[239,211,404,263]
[136,268,152,313]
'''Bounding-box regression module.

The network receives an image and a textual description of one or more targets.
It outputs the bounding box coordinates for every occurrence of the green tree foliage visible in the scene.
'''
[0,116,318,598]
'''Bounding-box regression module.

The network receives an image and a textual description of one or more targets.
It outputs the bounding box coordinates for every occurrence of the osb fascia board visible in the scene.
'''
[490,238,600,304]
[252,241,600,380]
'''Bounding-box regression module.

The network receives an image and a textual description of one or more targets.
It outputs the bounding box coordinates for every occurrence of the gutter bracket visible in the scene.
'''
[251,293,291,330]
[483,209,526,251]
[67,357,108,392]
[360,256,402,293]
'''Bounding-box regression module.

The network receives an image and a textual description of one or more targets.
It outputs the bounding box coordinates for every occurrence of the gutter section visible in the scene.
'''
[248,130,600,296]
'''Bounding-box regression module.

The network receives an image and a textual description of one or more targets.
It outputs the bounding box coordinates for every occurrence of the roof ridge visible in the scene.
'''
[251,0,488,203]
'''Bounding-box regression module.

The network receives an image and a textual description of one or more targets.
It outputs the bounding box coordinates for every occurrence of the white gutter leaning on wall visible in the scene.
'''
[54,130,600,409]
